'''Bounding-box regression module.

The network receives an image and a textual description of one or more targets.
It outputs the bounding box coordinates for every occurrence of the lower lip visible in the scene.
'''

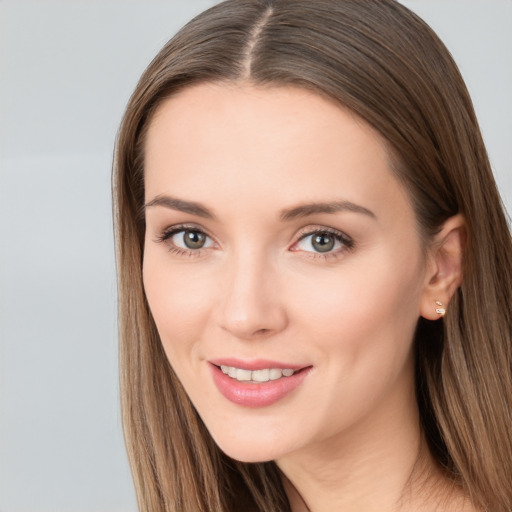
[209,364,311,408]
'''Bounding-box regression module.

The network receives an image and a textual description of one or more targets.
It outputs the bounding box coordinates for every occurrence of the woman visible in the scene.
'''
[113,1,512,511]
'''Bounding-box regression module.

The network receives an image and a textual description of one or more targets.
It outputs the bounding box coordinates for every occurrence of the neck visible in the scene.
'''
[276,380,460,512]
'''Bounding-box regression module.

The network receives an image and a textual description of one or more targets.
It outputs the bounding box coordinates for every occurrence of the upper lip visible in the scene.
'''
[208,358,309,371]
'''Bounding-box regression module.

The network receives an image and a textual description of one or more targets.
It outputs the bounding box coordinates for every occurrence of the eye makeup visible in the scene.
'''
[153,222,355,261]
[154,223,216,257]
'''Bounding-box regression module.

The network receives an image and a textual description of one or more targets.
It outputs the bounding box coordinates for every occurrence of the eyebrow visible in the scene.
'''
[145,195,215,219]
[144,195,376,221]
[280,200,376,221]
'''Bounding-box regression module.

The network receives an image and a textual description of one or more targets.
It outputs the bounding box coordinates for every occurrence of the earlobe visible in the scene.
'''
[420,214,466,320]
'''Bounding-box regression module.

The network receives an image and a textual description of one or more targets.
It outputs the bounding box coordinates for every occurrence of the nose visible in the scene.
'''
[215,249,288,340]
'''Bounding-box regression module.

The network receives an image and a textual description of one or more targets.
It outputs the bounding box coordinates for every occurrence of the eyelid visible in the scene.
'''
[290,225,354,256]
[153,222,354,259]
[154,223,217,255]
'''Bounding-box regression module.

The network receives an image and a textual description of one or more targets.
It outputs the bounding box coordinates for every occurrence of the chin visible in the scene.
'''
[208,427,287,463]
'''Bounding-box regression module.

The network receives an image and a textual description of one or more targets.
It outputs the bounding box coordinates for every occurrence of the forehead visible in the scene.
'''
[145,83,382,165]
[143,83,410,221]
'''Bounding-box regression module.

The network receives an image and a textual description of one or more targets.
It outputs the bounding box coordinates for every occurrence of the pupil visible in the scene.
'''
[184,230,206,249]
[312,234,334,253]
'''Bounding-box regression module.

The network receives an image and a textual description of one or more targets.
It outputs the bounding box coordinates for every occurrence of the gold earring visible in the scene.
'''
[435,300,446,316]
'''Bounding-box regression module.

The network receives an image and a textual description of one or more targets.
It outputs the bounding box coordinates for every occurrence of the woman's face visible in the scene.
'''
[143,83,429,463]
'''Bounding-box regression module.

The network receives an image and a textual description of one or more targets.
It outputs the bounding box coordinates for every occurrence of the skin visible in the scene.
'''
[142,83,467,511]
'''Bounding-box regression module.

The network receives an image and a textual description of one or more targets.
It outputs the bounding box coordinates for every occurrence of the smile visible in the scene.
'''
[220,365,296,382]
[209,361,312,407]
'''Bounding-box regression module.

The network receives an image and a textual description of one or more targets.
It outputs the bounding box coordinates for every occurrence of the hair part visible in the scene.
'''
[113,1,512,510]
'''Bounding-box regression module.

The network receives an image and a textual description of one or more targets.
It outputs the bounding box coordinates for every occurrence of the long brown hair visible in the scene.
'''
[113,1,512,510]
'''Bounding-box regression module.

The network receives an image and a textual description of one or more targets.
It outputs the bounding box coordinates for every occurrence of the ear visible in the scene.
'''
[420,214,466,320]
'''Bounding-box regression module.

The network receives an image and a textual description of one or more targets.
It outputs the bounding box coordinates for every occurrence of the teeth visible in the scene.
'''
[219,365,297,382]
[269,368,282,380]
[252,369,270,382]
[236,369,252,381]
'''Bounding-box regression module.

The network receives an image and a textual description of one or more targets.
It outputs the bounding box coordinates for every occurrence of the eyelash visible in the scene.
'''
[154,224,355,260]
[293,227,355,260]
[154,224,212,258]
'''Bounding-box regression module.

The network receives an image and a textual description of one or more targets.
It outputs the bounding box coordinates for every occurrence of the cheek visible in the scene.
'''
[277,254,423,439]
[288,247,424,363]
[142,250,214,359]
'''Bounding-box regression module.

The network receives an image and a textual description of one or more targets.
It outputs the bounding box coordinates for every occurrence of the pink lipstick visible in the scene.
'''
[209,359,312,408]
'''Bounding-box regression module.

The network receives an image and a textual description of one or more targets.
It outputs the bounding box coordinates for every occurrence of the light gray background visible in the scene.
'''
[1,1,510,511]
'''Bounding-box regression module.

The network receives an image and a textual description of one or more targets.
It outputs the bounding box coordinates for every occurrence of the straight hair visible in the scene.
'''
[113,1,512,510]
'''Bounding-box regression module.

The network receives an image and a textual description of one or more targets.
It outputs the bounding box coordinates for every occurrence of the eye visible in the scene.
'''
[173,229,212,250]
[292,228,353,255]
[155,226,215,254]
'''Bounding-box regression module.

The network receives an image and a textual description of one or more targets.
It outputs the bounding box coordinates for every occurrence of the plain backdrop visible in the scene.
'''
[1,1,511,511]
